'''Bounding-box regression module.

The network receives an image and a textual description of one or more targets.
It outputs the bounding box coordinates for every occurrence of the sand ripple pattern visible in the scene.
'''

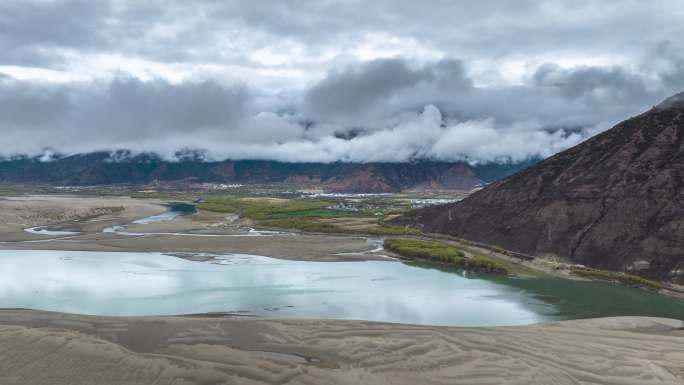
[0,310,682,384]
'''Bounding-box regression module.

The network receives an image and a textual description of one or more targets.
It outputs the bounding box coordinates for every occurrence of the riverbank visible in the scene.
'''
[1,195,684,383]
[383,238,511,274]
[1,194,680,295]
[0,309,682,385]
[0,195,167,241]
[0,195,387,261]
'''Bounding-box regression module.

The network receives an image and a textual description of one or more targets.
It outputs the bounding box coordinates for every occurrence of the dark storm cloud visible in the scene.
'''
[651,41,684,91]
[0,0,683,162]
[532,64,648,101]
[84,77,247,134]
[301,57,677,131]
[303,59,472,122]
[303,59,425,118]
[0,77,246,131]
[0,81,71,127]
[0,0,108,65]
[0,77,250,156]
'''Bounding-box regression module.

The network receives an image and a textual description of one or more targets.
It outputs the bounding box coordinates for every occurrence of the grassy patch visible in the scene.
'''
[0,188,20,196]
[384,238,466,261]
[258,218,344,233]
[198,195,422,236]
[266,208,359,219]
[367,225,422,236]
[464,256,511,275]
[130,191,194,201]
[570,266,662,291]
[258,219,422,236]
[198,196,334,219]
[473,253,543,277]
[384,239,509,275]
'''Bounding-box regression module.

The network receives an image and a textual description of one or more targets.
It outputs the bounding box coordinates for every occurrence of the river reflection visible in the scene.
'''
[0,250,682,325]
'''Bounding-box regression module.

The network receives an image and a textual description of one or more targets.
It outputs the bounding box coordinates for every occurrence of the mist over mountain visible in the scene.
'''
[402,91,684,282]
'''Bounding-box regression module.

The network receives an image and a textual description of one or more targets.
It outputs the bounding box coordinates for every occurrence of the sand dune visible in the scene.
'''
[0,310,682,385]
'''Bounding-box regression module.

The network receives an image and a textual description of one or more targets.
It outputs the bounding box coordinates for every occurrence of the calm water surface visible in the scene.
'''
[1,250,682,326]
[132,203,196,224]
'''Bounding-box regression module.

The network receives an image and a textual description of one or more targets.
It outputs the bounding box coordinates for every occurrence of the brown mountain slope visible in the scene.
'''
[403,92,684,283]
[0,156,528,193]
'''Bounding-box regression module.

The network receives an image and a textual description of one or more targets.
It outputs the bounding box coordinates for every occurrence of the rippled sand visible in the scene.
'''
[0,310,682,385]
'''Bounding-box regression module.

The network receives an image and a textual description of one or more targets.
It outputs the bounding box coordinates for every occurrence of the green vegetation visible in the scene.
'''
[258,218,343,233]
[0,187,21,196]
[197,195,422,236]
[465,256,512,275]
[384,239,509,274]
[198,196,337,219]
[194,201,239,213]
[367,225,422,236]
[258,219,422,236]
[384,239,465,261]
[130,191,194,200]
[570,266,662,291]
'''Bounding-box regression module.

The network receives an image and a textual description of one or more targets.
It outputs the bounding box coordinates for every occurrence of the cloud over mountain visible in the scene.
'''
[0,1,683,163]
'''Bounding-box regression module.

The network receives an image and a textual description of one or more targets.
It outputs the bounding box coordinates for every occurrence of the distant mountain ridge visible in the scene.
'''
[0,152,535,193]
[402,92,684,283]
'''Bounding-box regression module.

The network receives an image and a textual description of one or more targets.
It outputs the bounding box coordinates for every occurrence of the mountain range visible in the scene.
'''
[0,153,535,193]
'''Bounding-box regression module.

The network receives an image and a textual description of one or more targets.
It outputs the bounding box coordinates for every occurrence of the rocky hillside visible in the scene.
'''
[402,92,684,283]
[0,154,533,193]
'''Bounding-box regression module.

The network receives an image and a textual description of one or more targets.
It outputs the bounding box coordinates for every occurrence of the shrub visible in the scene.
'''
[570,266,662,290]
[384,239,509,275]
[464,256,510,275]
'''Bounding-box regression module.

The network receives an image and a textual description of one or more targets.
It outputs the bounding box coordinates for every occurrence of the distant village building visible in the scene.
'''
[410,198,461,208]
[327,202,360,212]
[194,183,243,190]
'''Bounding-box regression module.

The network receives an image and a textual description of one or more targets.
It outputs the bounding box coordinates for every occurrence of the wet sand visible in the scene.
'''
[0,309,682,385]
[0,195,167,241]
[0,233,383,261]
[0,195,385,261]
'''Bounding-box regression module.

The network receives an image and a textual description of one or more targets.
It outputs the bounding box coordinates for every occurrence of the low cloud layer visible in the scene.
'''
[1,1,683,163]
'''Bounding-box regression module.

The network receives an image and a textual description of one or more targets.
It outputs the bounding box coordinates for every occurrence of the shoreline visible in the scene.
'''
[0,195,388,262]
[1,195,684,383]
[1,194,680,295]
[0,309,681,385]
[398,233,684,298]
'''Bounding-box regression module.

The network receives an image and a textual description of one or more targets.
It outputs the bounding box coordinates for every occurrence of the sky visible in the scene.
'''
[1,0,683,163]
